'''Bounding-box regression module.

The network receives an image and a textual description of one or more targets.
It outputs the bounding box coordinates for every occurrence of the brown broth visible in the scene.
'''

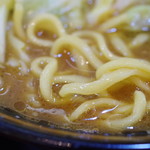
[1,1,150,134]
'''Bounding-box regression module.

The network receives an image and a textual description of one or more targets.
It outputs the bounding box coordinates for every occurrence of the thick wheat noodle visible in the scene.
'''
[27,13,66,47]
[70,98,123,121]
[31,56,93,83]
[50,35,103,69]
[104,91,146,130]
[73,31,120,60]
[39,58,57,102]
[59,68,139,97]
[96,58,150,79]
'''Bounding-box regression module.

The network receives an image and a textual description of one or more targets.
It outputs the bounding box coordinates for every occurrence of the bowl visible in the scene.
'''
[0,106,150,150]
[1,1,150,150]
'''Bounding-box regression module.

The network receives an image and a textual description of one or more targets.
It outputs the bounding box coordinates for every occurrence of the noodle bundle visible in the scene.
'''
[0,0,150,133]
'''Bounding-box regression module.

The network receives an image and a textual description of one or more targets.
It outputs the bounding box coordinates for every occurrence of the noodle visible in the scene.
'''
[96,58,150,79]
[70,98,123,121]
[109,33,133,57]
[13,1,26,41]
[50,35,102,69]
[130,33,150,48]
[73,31,121,60]
[87,0,114,25]
[54,75,93,83]
[31,56,55,77]
[0,5,7,63]
[104,91,146,130]
[27,13,66,47]
[39,58,57,102]
[59,68,149,97]
[8,30,30,63]
[100,5,150,31]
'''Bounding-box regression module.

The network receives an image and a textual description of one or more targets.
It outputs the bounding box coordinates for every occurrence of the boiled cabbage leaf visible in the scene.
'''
[18,0,85,29]
[126,5,150,31]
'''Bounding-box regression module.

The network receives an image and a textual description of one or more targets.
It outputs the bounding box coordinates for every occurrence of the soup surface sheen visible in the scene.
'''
[0,0,150,134]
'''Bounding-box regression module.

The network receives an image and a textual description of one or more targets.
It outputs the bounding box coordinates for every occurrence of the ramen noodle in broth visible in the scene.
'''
[0,0,150,133]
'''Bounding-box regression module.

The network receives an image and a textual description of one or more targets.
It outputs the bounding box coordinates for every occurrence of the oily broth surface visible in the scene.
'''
[1,0,150,133]
[0,27,150,134]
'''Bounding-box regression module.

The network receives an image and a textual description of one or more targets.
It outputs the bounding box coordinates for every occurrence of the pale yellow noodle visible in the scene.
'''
[147,101,150,110]
[27,13,66,47]
[0,5,7,63]
[100,104,133,120]
[50,35,102,69]
[31,57,92,83]
[109,33,132,57]
[31,56,55,77]
[114,0,136,11]
[71,50,90,74]
[109,76,150,96]
[27,94,41,108]
[104,91,146,130]
[100,14,127,31]
[130,77,150,92]
[8,30,30,63]
[112,101,150,115]
[39,58,57,102]
[100,5,150,32]
[113,104,133,115]
[96,58,150,79]
[13,1,26,41]
[0,0,14,10]
[130,33,150,48]
[59,68,137,97]
[73,31,120,60]
[70,98,122,121]
[54,75,93,83]
[87,0,114,25]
